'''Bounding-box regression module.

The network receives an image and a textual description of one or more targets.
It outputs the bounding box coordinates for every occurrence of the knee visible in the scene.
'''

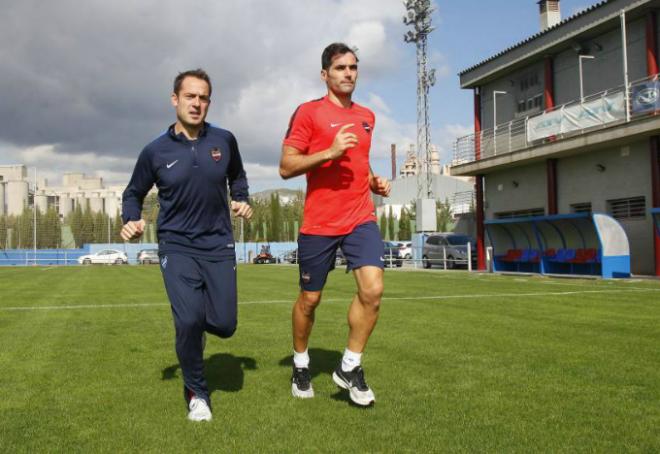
[297,291,322,316]
[207,318,237,339]
[358,282,384,309]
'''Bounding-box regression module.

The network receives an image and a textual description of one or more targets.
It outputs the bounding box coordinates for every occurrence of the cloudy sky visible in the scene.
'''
[0,0,591,192]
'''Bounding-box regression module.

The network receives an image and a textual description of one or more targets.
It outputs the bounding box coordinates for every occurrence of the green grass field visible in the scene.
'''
[0,265,659,453]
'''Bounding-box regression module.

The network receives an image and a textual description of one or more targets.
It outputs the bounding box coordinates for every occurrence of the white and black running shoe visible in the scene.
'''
[187,396,212,421]
[332,365,375,406]
[291,367,314,398]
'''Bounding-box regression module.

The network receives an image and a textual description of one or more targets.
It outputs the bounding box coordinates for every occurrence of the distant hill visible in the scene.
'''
[250,188,304,204]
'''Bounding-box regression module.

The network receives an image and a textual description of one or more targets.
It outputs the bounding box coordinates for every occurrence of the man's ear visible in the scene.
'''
[171,92,178,107]
[320,69,328,83]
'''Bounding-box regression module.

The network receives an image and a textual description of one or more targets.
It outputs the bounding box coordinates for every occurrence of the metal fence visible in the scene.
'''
[453,74,659,166]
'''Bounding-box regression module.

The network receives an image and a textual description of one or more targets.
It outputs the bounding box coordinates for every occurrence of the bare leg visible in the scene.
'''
[347,266,384,352]
[292,290,322,352]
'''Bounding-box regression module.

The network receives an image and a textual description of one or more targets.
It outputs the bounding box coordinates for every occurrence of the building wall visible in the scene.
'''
[59,196,74,219]
[0,183,5,215]
[557,140,653,274]
[6,181,29,215]
[480,60,545,130]
[0,165,27,181]
[479,15,650,130]
[484,162,547,218]
[553,17,647,106]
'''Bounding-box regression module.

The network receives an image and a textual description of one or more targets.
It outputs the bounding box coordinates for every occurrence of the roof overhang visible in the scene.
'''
[459,0,657,89]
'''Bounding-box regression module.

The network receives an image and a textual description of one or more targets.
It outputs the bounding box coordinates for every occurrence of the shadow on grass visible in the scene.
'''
[162,353,257,394]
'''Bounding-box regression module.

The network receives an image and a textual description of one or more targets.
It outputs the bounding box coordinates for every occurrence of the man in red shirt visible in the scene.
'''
[280,42,391,406]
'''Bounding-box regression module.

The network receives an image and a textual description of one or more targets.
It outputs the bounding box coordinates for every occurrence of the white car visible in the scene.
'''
[397,241,412,259]
[78,249,128,265]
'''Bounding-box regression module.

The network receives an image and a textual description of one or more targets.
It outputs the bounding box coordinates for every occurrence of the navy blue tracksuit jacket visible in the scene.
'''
[122,122,249,259]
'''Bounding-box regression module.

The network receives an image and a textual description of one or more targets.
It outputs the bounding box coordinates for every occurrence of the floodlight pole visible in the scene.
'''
[403,0,436,200]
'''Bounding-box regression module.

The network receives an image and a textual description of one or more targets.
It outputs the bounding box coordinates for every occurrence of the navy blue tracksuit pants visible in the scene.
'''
[159,253,237,406]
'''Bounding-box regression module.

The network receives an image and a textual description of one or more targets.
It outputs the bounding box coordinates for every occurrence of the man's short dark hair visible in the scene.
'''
[173,68,212,96]
[321,43,359,70]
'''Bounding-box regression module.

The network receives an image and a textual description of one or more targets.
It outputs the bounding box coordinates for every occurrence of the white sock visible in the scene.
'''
[341,348,362,372]
[293,349,310,369]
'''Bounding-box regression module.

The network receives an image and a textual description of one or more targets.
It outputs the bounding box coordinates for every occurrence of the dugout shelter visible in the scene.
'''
[486,213,630,278]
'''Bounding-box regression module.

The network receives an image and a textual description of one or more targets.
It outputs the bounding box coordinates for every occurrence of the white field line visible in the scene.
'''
[0,288,658,312]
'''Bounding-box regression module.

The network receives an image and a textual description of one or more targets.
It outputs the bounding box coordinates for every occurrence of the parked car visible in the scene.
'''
[335,248,347,266]
[397,241,412,259]
[137,249,159,265]
[283,249,298,264]
[78,249,128,265]
[284,248,345,265]
[422,233,476,269]
[383,241,403,267]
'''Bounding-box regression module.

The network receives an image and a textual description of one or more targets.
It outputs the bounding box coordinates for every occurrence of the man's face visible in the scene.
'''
[322,52,358,96]
[171,76,211,128]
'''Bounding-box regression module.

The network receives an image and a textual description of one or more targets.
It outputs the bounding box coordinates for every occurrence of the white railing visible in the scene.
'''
[452,74,660,166]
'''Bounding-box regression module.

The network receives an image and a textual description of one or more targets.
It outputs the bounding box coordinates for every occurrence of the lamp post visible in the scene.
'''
[32,167,37,265]
[578,55,595,102]
[493,90,507,154]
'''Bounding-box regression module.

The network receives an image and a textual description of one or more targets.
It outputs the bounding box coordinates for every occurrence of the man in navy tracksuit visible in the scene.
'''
[121,69,252,422]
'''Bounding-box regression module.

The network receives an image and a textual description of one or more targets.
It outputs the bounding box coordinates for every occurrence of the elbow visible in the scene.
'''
[279,166,292,180]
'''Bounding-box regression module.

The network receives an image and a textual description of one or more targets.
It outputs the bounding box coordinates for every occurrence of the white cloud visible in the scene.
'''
[0,0,428,192]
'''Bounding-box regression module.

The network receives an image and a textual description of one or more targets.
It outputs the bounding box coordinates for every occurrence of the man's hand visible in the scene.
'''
[326,124,358,160]
[231,201,253,220]
[120,219,146,241]
[370,175,391,197]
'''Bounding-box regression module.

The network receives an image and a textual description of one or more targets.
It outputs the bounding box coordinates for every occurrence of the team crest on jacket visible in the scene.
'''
[362,122,372,134]
[210,147,222,162]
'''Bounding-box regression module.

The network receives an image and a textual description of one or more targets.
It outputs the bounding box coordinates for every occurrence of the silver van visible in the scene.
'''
[422,233,476,269]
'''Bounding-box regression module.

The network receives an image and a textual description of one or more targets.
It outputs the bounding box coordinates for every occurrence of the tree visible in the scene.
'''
[436,199,454,232]
[69,203,84,247]
[398,207,411,241]
[41,208,61,248]
[0,215,6,249]
[269,193,282,241]
[112,211,124,243]
[379,212,387,239]
[387,206,395,241]
[80,203,95,246]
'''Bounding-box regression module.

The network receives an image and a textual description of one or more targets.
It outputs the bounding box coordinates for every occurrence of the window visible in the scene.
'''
[570,202,592,214]
[606,197,646,220]
[494,208,545,219]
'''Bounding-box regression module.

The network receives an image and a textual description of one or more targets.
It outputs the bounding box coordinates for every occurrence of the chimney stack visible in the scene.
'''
[391,144,397,180]
[539,0,561,31]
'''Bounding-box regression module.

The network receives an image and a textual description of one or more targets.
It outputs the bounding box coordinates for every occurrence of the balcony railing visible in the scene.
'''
[452,74,660,166]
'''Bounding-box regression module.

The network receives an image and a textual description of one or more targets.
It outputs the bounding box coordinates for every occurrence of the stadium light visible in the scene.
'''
[402,0,436,201]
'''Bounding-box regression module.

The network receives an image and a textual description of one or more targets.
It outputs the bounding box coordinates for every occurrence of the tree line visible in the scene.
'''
[0,192,455,249]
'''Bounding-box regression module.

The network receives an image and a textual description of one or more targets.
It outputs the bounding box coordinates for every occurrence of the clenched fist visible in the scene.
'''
[120,219,146,241]
[231,201,253,219]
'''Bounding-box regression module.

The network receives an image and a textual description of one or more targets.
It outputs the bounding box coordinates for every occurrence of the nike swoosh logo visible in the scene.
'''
[330,123,341,128]
[166,160,178,169]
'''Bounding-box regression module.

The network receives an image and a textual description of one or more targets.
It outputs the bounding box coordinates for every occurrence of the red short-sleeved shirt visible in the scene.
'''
[283,96,377,236]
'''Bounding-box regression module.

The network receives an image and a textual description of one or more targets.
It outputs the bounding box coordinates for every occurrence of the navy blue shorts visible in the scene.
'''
[298,221,384,292]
